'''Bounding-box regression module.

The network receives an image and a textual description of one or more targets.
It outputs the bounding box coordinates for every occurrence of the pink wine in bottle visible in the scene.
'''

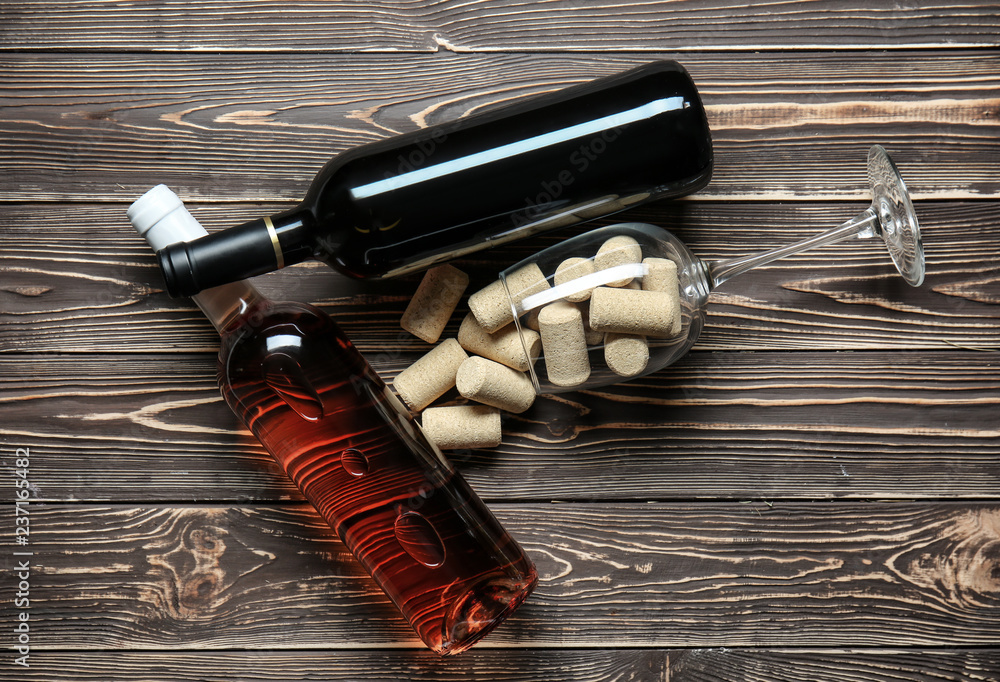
[128,185,537,655]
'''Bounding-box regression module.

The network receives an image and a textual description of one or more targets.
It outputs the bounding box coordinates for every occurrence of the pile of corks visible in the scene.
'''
[393,235,682,451]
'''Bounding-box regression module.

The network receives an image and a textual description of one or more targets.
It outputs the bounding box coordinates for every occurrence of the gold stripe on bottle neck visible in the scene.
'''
[263,216,285,269]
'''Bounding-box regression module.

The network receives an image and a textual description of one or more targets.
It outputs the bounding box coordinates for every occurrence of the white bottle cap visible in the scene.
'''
[126,184,209,250]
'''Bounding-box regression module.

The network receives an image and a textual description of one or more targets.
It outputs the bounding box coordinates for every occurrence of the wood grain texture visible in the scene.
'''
[2,2,998,677]
[2,351,996,503]
[8,650,671,682]
[0,52,997,201]
[2,202,997,354]
[5,502,999,649]
[1,1,998,52]
[669,649,1000,682]
[11,649,1000,682]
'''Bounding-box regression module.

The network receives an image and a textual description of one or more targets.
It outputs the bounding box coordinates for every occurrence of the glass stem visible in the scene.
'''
[706,207,879,290]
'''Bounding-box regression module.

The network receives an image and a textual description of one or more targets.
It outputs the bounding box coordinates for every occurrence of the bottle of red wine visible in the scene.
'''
[157,60,713,297]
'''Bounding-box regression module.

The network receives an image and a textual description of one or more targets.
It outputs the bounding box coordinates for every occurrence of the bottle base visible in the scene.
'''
[434,570,539,656]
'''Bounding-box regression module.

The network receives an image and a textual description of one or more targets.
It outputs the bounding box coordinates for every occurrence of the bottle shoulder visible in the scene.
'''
[217,298,370,396]
[219,299,344,353]
[214,298,379,427]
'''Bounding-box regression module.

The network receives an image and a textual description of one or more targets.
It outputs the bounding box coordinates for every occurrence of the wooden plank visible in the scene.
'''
[1,1,997,52]
[9,650,671,682]
[0,52,997,201]
[5,502,999,649]
[2,201,997,353]
[11,649,1000,682]
[2,351,997,502]
[669,649,1000,681]
[3,1,996,678]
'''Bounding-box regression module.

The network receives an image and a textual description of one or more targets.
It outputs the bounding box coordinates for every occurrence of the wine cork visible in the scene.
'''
[595,235,642,287]
[604,333,649,377]
[392,338,468,412]
[580,304,604,346]
[469,263,549,333]
[523,307,540,332]
[554,257,597,302]
[589,287,681,338]
[400,265,469,344]
[642,257,679,294]
[421,405,501,450]
[537,301,591,387]
[458,312,540,372]
[456,356,535,414]
[640,257,681,335]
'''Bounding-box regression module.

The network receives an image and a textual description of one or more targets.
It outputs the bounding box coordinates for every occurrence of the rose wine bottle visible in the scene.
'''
[156,60,713,296]
[128,185,538,656]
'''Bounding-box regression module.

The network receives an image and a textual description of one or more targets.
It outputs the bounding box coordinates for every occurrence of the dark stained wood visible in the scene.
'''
[13,650,672,682]
[12,649,1000,682]
[1,1,998,52]
[669,649,1000,681]
[2,202,998,353]
[2,352,998,502]
[8,502,1000,649]
[2,1,999,679]
[0,52,997,201]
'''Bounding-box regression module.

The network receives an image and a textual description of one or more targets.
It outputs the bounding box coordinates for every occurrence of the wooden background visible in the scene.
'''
[2,1,999,680]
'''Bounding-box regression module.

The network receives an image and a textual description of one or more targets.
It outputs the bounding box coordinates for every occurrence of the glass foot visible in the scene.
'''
[868,144,925,287]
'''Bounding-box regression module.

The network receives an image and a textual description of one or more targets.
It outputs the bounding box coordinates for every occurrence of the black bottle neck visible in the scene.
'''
[156,208,316,297]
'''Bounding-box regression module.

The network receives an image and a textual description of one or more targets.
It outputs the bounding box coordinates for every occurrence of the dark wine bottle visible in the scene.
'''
[157,60,713,297]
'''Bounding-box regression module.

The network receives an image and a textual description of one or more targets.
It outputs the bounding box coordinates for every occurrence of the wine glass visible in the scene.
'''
[499,145,925,394]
